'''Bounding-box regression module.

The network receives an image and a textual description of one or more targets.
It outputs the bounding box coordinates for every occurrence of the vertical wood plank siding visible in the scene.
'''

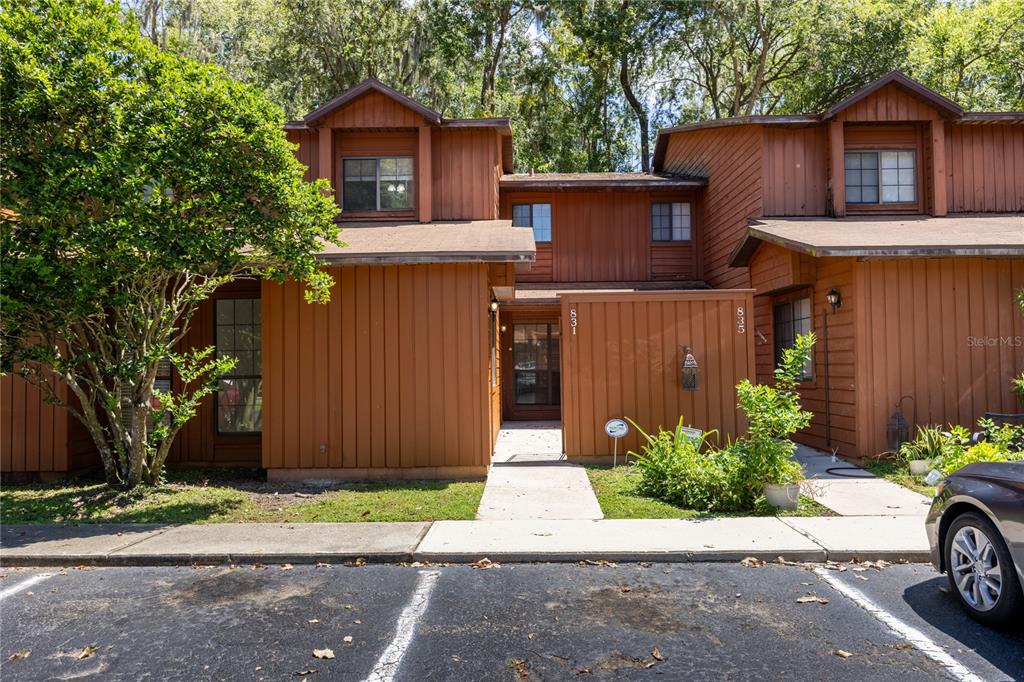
[0,374,68,474]
[945,124,1024,212]
[500,190,699,283]
[262,263,492,475]
[854,258,1024,456]
[833,84,940,123]
[751,257,858,455]
[431,128,500,220]
[321,91,425,128]
[560,291,755,457]
[762,126,827,216]
[660,125,762,289]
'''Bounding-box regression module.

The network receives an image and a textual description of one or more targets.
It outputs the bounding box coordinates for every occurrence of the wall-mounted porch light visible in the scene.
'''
[682,346,699,391]
[489,298,499,314]
[826,288,842,312]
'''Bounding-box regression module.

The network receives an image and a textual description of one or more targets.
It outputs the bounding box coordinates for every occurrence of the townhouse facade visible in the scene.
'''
[2,72,1022,478]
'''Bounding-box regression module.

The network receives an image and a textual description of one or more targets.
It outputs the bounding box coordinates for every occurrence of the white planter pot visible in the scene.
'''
[908,460,932,476]
[763,483,800,510]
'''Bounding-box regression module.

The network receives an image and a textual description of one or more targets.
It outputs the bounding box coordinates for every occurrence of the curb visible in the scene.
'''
[2,548,936,567]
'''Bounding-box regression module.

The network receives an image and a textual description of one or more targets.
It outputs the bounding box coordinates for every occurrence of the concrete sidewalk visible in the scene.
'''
[0,515,930,567]
[796,445,932,517]
[478,421,603,520]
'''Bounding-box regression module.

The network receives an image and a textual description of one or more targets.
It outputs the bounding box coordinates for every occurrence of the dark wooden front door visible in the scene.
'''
[502,321,561,420]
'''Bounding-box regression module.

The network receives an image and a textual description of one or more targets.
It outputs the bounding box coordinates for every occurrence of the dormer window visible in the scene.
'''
[845,151,916,204]
[342,157,414,212]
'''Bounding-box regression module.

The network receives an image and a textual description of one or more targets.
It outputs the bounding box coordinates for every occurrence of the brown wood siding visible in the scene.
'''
[286,130,320,183]
[500,190,698,283]
[762,126,827,216]
[0,373,68,474]
[320,91,425,129]
[749,243,816,295]
[262,263,492,473]
[560,290,755,457]
[945,124,1024,212]
[753,258,858,455]
[854,258,1024,457]
[660,125,763,289]
[431,128,500,220]
[834,84,941,123]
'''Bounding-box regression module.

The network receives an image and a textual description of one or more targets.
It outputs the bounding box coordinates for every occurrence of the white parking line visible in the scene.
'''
[813,567,984,682]
[0,573,53,601]
[363,569,441,682]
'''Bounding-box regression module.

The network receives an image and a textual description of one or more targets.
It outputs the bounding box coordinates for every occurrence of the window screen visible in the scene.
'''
[651,202,691,241]
[773,296,813,380]
[511,203,552,242]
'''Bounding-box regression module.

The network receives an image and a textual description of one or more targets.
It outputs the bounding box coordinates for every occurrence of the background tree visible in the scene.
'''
[1,0,339,488]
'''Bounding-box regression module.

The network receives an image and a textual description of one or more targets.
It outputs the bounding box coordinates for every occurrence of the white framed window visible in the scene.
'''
[651,202,691,241]
[845,150,916,204]
[773,296,813,381]
[511,203,552,242]
[342,157,414,211]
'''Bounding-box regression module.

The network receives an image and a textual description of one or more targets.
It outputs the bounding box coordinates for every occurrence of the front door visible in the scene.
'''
[503,322,561,420]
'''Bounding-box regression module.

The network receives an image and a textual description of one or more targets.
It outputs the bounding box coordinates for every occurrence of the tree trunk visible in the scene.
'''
[619,56,650,172]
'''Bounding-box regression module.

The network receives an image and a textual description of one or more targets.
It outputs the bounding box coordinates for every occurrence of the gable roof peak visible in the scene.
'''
[824,70,964,119]
[303,77,442,126]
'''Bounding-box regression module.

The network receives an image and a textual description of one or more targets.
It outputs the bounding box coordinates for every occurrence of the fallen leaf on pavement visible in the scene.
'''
[796,595,829,604]
[855,559,890,570]
[7,651,30,661]
[651,646,665,661]
[834,649,852,659]
[343,636,353,644]
[351,557,367,567]
[352,620,361,625]
[740,557,766,568]
[76,646,97,660]
[451,655,462,662]
[312,649,335,659]
[776,557,801,566]
[855,575,869,581]
[620,587,631,593]
[638,562,652,568]
[293,669,318,676]
[252,563,266,570]
[820,560,847,571]
[581,559,617,567]
[528,633,536,640]
[307,619,320,624]
[510,658,529,678]
[471,558,501,570]
[574,667,592,676]
[294,492,313,498]
[315,562,331,569]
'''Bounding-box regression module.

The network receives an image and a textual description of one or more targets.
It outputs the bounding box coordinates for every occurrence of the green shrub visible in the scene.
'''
[897,425,961,463]
[625,332,816,512]
[938,442,1010,474]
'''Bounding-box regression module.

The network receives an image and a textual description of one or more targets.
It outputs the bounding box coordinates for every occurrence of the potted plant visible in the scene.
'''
[735,333,815,510]
[899,425,954,476]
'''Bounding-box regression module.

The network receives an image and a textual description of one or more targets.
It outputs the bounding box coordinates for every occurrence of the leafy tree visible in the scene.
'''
[1,0,338,488]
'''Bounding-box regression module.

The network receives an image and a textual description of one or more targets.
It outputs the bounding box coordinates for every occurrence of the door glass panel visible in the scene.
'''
[512,323,560,406]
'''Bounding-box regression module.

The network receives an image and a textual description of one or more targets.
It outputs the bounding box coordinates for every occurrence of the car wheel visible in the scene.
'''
[944,511,1023,628]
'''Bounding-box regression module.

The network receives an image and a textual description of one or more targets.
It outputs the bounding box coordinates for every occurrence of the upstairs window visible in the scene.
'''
[342,157,414,212]
[845,150,916,204]
[773,296,813,381]
[651,202,691,241]
[512,203,552,242]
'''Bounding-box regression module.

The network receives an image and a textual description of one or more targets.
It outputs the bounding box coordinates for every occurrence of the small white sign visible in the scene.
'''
[604,418,629,439]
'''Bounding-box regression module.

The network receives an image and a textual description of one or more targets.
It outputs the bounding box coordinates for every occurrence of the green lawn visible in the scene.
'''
[862,460,937,497]
[0,469,484,525]
[585,465,835,519]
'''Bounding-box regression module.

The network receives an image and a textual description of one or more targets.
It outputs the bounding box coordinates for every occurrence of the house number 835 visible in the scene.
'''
[736,306,746,334]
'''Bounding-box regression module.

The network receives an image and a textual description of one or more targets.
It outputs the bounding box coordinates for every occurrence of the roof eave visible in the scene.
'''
[315,251,536,265]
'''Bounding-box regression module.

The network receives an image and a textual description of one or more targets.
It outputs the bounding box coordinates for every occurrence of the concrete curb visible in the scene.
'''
[0,518,933,567]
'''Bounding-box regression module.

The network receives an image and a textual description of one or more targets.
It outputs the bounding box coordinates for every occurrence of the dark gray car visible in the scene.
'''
[926,461,1024,627]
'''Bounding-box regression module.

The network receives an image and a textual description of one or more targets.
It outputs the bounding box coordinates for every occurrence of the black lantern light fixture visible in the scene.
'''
[489,298,499,314]
[681,346,699,391]
[826,288,842,312]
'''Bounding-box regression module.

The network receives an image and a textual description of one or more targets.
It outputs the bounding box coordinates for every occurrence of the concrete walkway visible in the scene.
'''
[796,444,932,516]
[477,422,603,520]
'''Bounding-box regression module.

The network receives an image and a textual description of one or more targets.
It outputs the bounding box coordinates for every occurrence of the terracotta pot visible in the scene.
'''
[908,460,932,476]
[763,483,800,510]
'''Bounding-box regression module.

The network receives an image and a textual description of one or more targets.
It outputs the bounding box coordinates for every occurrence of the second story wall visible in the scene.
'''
[762,126,828,216]
[431,128,501,220]
[660,124,763,289]
[946,123,1024,212]
[500,189,701,283]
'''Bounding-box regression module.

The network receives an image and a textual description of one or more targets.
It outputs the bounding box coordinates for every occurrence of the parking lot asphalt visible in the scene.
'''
[1,562,1020,681]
